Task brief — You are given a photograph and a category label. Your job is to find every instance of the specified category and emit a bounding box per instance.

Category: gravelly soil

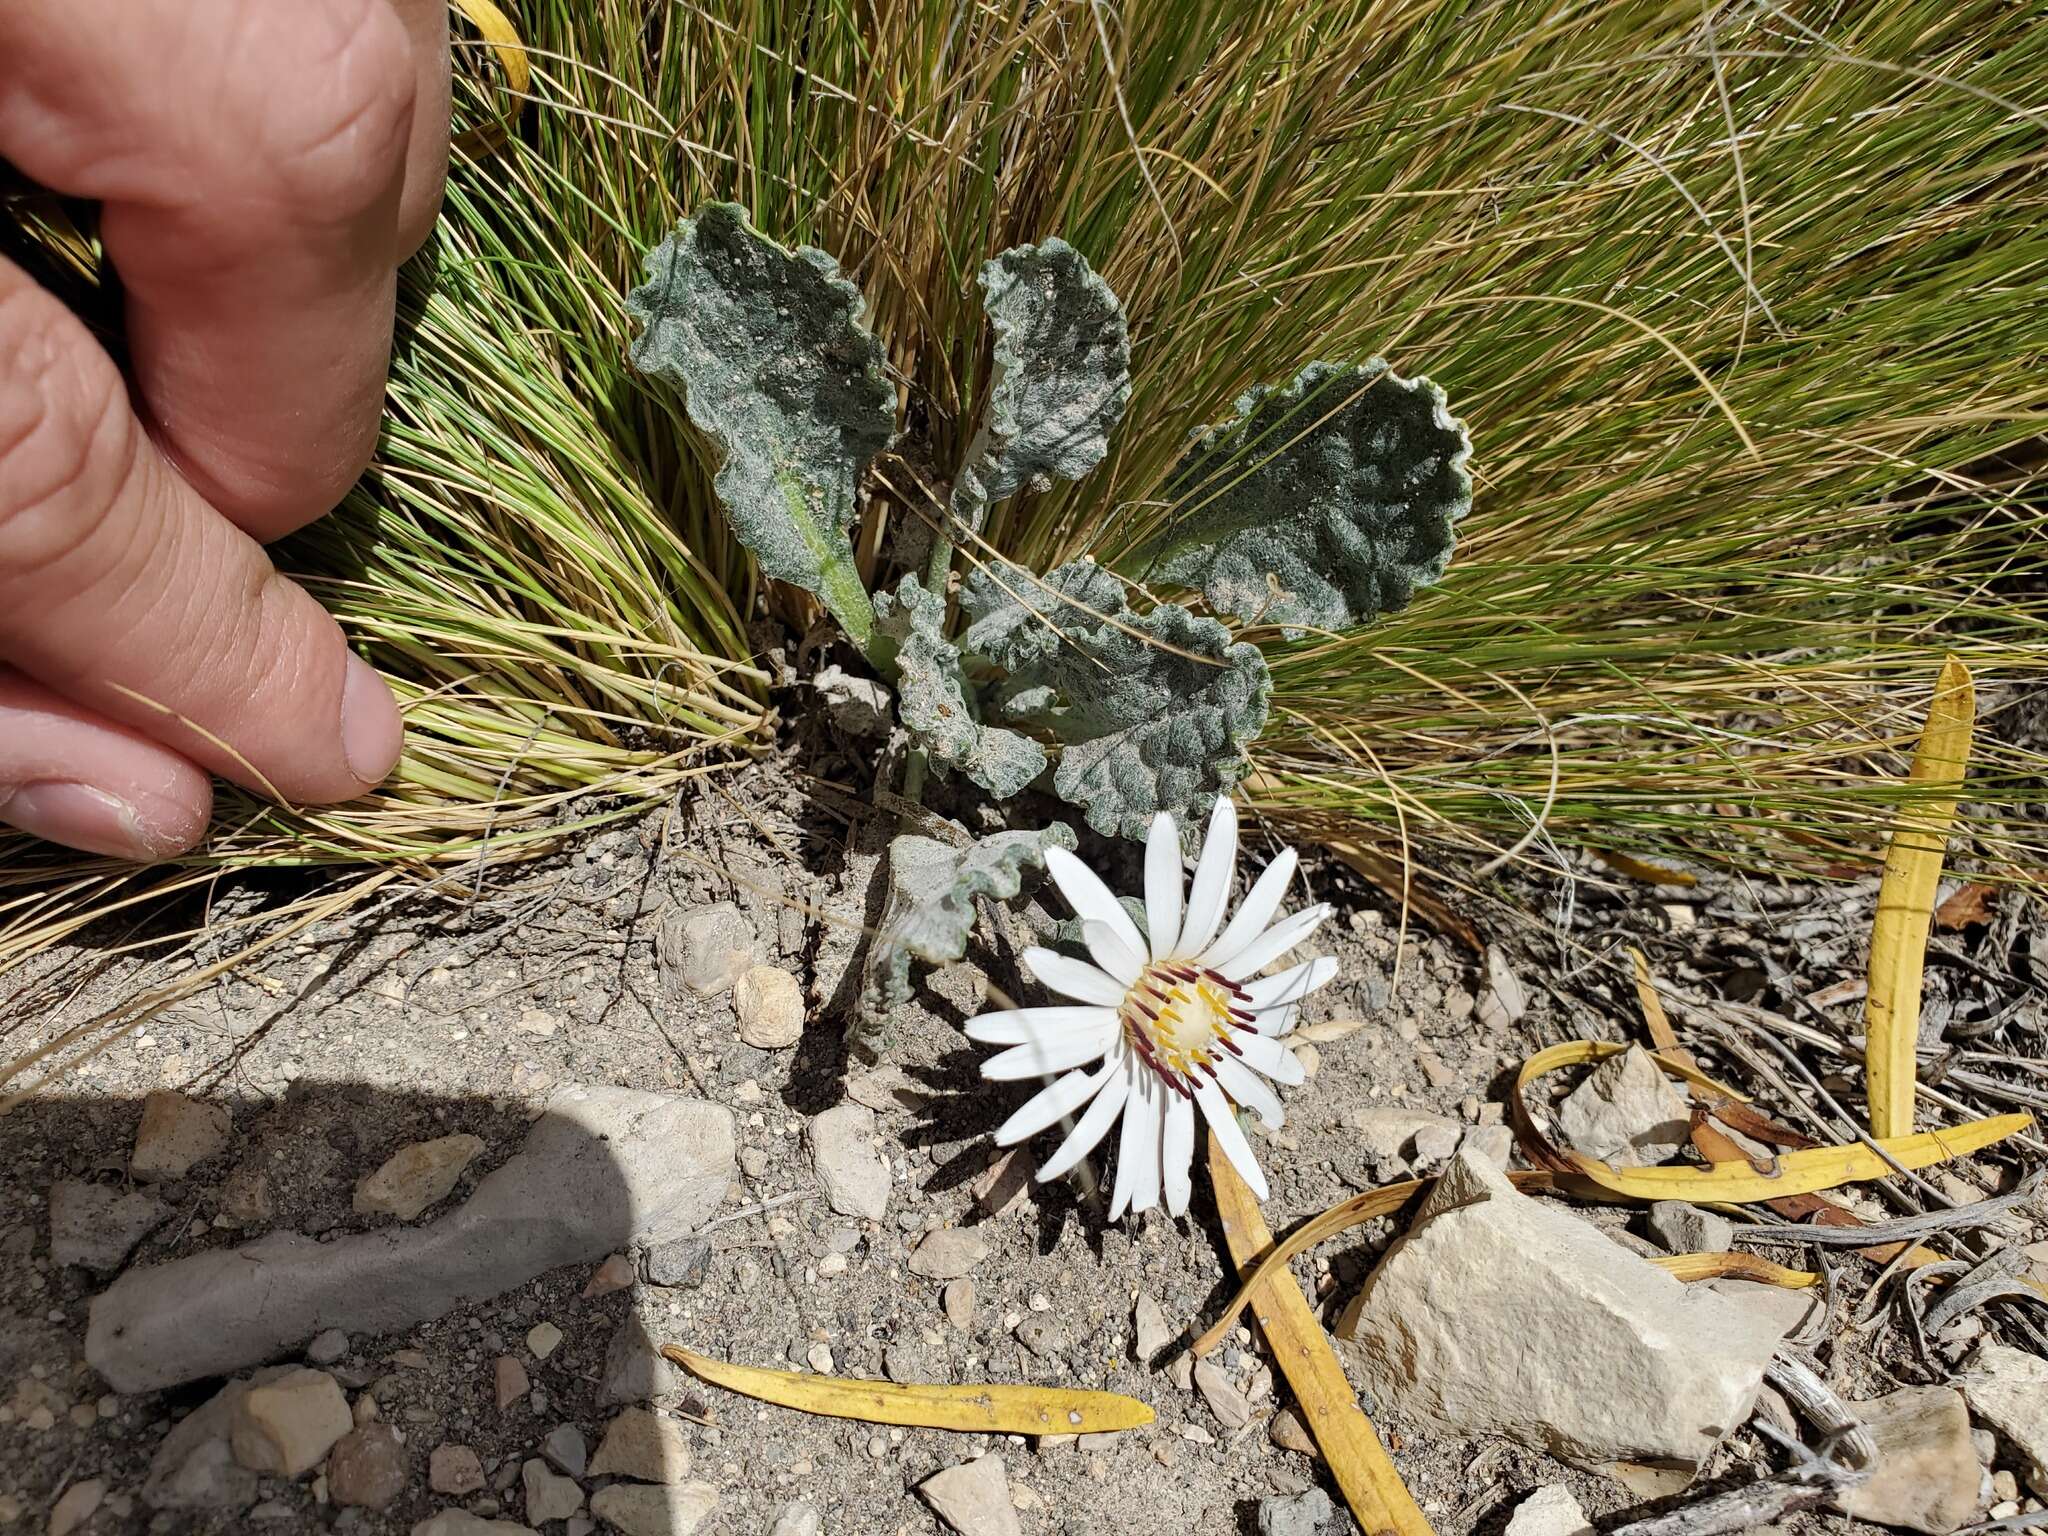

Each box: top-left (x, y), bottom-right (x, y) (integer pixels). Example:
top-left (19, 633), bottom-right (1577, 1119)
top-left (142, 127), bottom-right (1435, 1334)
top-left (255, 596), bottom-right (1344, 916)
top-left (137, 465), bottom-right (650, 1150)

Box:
top-left (1, 753), bottom-right (2040, 1536)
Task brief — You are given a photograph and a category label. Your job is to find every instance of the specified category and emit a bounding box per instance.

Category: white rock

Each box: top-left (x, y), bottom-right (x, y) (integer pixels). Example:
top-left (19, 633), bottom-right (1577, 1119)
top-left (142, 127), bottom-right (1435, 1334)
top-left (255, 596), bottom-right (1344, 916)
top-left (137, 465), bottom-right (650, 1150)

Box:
top-left (1193, 1359), bottom-right (1251, 1430)
top-left (88, 1086), bottom-right (733, 1393)
top-left (943, 1279), bottom-right (976, 1330)
top-left (1344, 1108), bottom-right (1459, 1170)
top-left (1556, 1046), bottom-right (1690, 1167)
top-left (735, 965), bottom-right (806, 1048)
top-left (601, 1311), bottom-right (680, 1405)
top-left (48, 1479), bottom-right (105, 1536)
top-left (908, 1227), bottom-right (990, 1280)
top-left (588, 1481), bottom-right (719, 1535)
top-left (1133, 1293), bottom-right (1172, 1361)
top-left (1961, 1343), bottom-right (2048, 1495)
top-left (354, 1134), bottom-right (485, 1220)
top-left (1477, 945), bottom-right (1527, 1030)
top-left (1503, 1485), bottom-right (1590, 1536)
top-left (412, 1514), bottom-right (539, 1536)
top-left (131, 1091), bottom-right (231, 1182)
top-left (1646, 1201), bottom-right (1733, 1254)
top-left (770, 1502), bottom-right (822, 1536)
top-left (1836, 1386), bottom-right (1982, 1535)
top-left (1706, 1278), bottom-right (1823, 1341)
top-left (589, 1408), bottom-right (691, 1483)
top-left (521, 1459), bottom-right (582, 1524)
top-left (808, 1104), bottom-right (891, 1221)
top-left (918, 1454), bottom-right (1022, 1536)
top-left (48, 1180), bottom-right (168, 1271)
top-left (662, 903), bottom-right (758, 996)
top-left (228, 1368), bottom-right (352, 1479)
top-left (814, 664), bottom-right (892, 737)
top-left (1337, 1147), bottom-right (1779, 1466)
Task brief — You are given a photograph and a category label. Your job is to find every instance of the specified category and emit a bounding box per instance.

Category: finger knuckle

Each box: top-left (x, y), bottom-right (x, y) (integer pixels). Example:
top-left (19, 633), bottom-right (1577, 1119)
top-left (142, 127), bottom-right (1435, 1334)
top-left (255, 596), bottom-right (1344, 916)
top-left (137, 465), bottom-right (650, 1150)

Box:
top-left (239, 0), bottom-right (419, 219)
top-left (0, 287), bottom-right (138, 589)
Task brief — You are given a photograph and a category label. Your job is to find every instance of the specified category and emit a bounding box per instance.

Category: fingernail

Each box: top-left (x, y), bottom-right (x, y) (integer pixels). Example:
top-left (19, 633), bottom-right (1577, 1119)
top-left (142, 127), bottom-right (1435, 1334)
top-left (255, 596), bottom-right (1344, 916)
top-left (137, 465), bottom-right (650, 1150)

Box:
top-left (339, 652), bottom-right (403, 788)
top-left (0, 781), bottom-right (164, 860)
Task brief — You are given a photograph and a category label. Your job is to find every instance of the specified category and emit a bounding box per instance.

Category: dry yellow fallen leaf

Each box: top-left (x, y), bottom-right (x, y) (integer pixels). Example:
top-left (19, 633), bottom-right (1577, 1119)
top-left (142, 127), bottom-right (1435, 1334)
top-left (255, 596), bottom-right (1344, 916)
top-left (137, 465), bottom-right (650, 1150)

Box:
top-left (1653, 1251), bottom-right (1817, 1287)
top-left (660, 1344), bottom-right (1155, 1435)
top-left (1866, 656), bottom-right (1975, 1139)
top-left (451, 0), bottom-right (531, 92)
top-left (1208, 1134), bottom-right (1435, 1536)
top-left (1514, 1039), bottom-right (2029, 1203)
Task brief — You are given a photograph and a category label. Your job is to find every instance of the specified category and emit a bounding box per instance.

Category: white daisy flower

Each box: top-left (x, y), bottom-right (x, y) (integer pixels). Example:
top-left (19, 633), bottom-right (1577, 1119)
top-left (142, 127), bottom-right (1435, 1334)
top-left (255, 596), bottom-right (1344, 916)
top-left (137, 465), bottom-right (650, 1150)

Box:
top-left (966, 798), bottom-right (1338, 1219)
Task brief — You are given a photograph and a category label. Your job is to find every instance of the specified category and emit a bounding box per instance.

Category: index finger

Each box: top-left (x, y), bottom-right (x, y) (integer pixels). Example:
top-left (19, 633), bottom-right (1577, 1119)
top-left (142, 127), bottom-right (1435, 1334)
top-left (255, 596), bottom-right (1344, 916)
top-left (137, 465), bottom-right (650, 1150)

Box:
top-left (0, 0), bottom-right (451, 543)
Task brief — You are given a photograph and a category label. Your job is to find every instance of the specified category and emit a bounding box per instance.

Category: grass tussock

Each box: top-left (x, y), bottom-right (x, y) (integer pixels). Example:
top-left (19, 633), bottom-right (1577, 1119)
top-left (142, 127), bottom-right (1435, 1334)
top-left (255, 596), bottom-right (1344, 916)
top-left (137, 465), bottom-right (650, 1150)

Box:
top-left (4, 0), bottom-right (2046, 977)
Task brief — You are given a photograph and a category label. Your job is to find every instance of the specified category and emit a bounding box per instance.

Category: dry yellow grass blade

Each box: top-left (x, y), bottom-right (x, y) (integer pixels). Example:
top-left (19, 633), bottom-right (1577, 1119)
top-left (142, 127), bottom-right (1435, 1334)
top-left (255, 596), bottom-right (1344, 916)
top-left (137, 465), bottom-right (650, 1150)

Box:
top-left (1653, 1252), bottom-right (1817, 1287)
top-left (1514, 1039), bottom-right (2029, 1202)
top-left (659, 1344), bottom-right (1154, 1435)
top-left (1597, 852), bottom-right (1699, 888)
top-left (1208, 1135), bottom-right (1434, 1536)
top-left (1627, 945), bottom-right (1690, 1066)
top-left (1866, 656), bottom-right (1976, 1139)
top-left (451, 0), bottom-right (530, 93)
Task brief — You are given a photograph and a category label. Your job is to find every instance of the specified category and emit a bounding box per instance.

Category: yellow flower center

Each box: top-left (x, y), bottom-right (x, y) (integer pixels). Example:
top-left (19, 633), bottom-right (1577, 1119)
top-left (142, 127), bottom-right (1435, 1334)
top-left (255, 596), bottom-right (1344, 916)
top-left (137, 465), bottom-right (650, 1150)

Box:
top-left (1120, 960), bottom-right (1255, 1095)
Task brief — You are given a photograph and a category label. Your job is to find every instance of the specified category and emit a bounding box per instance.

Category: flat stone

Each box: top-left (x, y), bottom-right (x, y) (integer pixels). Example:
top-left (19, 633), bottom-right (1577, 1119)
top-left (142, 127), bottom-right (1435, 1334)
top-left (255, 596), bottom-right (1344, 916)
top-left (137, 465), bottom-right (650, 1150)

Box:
top-left (495, 1355), bottom-right (531, 1409)
top-left (1133, 1293), bottom-right (1172, 1361)
top-left (583, 1254), bottom-right (636, 1298)
top-left (601, 1311), bottom-right (679, 1405)
top-left (917, 1455), bottom-right (1021, 1536)
top-left (808, 1104), bottom-right (891, 1221)
top-left (588, 1481), bottom-right (719, 1535)
top-left (329, 1423), bottom-right (408, 1511)
top-left (1556, 1046), bottom-right (1689, 1167)
top-left (88, 1086), bottom-right (734, 1393)
top-left (1838, 1387), bottom-right (1981, 1534)
top-left (541, 1422), bottom-right (588, 1477)
top-left (1337, 1147), bottom-right (1778, 1467)
top-left (411, 1515), bottom-right (539, 1536)
top-left (229, 1367), bottom-right (352, 1479)
top-left (1411, 1123), bottom-right (1461, 1171)
top-left (355, 1134), bottom-right (485, 1220)
top-left (1706, 1279), bottom-right (1825, 1341)
top-left (1193, 1359), bottom-right (1251, 1430)
top-left (1477, 945), bottom-right (1527, 1030)
top-left (1269, 1408), bottom-right (1317, 1457)
top-left (48, 1479), bottom-right (105, 1536)
top-left (1256, 1487), bottom-right (1334, 1536)
top-left (216, 1166), bottom-right (275, 1229)
top-left (1647, 1202), bottom-right (1734, 1254)
top-left (528, 1322), bottom-right (564, 1360)
top-left (589, 1408), bottom-right (690, 1483)
top-left (1961, 1343), bottom-right (2048, 1495)
top-left (769, 1502), bottom-right (822, 1536)
top-left (970, 1147), bottom-right (1032, 1219)
top-left (844, 1066), bottom-right (929, 1114)
top-left (735, 965), bottom-right (805, 1048)
top-left (430, 1444), bottom-right (486, 1495)
top-left (814, 664), bottom-right (892, 737)
top-left (1343, 1108), bottom-right (1461, 1173)
top-left (522, 1458), bottom-right (583, 1523)
top-left (48, 1180), bottom-right (169, 1272)
top-left (1504, 1485), bottom-right (1592, 1536)
top-left (909, 1227), bottom-right (989, 1281)
top-left (644, 1235), bottom-right (710, 1289)
top-left (662, 903), bottom-right (758, 996)
top-left (943, 1279), bottom-right (976, 1330)
top-left (131, 1091), bottom-right (231, 1182)
top-left (306, 1328), bottom-right (349, 1365)
top-left (143, 1378), bottom-right (270, 1510)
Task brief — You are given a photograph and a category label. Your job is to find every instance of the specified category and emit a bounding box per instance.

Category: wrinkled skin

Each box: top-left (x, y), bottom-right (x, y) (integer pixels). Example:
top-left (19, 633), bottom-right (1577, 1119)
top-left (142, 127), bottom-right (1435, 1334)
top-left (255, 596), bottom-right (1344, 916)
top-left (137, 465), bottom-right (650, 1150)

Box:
top-left (0, 0), bottom-right (450, 857)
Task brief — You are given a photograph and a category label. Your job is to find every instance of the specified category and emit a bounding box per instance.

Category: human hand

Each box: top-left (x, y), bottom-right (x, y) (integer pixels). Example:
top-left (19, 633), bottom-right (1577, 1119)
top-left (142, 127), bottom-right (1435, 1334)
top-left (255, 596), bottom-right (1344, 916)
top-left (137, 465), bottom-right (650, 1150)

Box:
top-left (0, 0), bottom-right (451, 859)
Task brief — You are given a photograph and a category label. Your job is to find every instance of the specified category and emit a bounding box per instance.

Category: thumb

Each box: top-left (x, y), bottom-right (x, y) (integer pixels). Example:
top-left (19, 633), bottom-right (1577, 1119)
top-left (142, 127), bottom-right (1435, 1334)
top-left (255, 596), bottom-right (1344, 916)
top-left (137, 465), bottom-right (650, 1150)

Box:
top-left (0, 261), bottom-right (403, 805)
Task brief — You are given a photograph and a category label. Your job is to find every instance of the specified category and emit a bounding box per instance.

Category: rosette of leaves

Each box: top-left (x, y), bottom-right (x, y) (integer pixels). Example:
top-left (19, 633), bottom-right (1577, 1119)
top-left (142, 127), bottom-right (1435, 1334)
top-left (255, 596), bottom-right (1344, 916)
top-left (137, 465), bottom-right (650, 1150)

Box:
top-left (861, 824), bottom-right (1077, 1029)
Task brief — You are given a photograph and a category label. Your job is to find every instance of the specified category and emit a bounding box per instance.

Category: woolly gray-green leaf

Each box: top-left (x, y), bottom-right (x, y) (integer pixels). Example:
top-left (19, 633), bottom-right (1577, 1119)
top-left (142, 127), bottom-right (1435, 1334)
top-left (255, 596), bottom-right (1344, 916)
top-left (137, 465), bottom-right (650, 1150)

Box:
top-left (1128, 360), bottom-right (1471, 635)
top-left (874, 574), bottom-right (1047, 798)
top-left (626, 203), bottom-right (894, 645)
top-left (961, 239), bottom-right (1131, 509)
top-left (963, 560), bottom-right (1272, 841)
top-left (860, 824), bottom-right (1078, 1029)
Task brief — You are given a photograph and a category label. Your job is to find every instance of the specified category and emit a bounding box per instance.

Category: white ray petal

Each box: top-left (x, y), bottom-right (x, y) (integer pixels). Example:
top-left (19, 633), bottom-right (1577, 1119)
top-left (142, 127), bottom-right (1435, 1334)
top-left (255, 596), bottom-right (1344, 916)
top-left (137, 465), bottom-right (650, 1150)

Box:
top-left (1226, 1028), bottom-right (1307, 1086)
top-left (982, 1023), bottom-right (1118, 1080)
top-left (1109, 1069), bottom-right (1162, 1220)
top-left (1212, 1054), bottom-right (1285, 1127)
top-left (1177, 797), bottom-right (1238, 959)
top-left (1250, 1001), bottom-right (1307, 1037)
top-left (993, 1059), bottom-right (1116, 1145)
top-left (1161, 1087), bottom-right (1195, 1216)
top-left (1044, 846), bottom-right (1146, 960)
top-left (1037, 1053), bottom-right (1135, 1182)
top-left (1020, 947), bottom-right (1127, 1007)
top-left (1199, 847), bottom-right (1298, 970)
top-left (1216, 903), bottom-right (1332, 982)
top-left (1143, 811), bottom-right (1185, 961)
top-left (1081, 919), bottom-right (1144, 988)
top-left (1194, 1076), bottom-right (1270, 1201)
top-left (1129, 1073), bottom-right (1165, 1216)
top-left (1240, 955), bottom-right (1338, 1011)
top-left (965, 1006), bottom-right (1117, 1046)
